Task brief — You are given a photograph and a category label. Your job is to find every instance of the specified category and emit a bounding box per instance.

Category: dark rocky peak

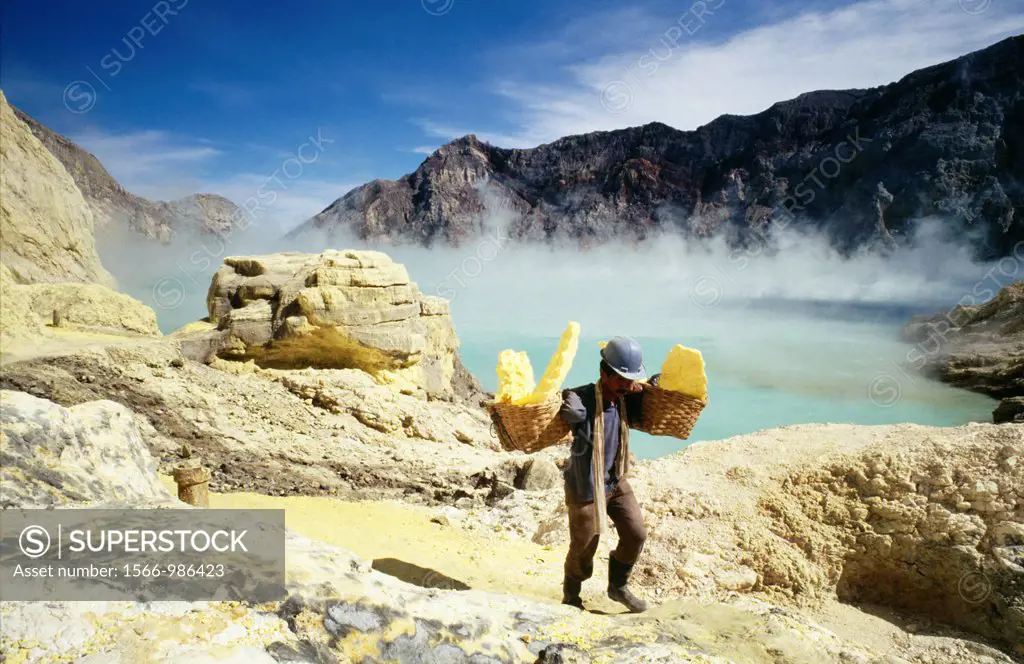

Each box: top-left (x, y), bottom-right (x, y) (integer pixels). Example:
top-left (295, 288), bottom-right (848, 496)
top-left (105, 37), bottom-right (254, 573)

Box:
top-left (292, 36), bottom-right (1022, 259)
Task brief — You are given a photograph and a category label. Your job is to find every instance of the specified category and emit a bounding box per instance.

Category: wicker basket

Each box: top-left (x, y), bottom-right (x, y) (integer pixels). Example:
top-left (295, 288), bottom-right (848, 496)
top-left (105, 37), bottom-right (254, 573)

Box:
top-left (486, 396), bottom-right (572, 454)
top-left (638, 385), bottom-right (706, 439)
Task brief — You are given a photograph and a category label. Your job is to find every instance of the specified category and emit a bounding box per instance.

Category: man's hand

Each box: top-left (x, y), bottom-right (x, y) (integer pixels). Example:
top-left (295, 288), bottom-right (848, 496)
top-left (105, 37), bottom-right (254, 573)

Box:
top-left (628, 381), bottom-right (645, 393)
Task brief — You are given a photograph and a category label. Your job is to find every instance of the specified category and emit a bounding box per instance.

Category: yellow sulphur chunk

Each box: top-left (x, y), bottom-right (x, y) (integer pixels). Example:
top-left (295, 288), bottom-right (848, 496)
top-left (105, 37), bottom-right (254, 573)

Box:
top-left (659, 344), bottom-right (708, 400)
top-left (496, 350), bottom-right (535, 403)
top-left (516, 321), bottom-right (581, 405)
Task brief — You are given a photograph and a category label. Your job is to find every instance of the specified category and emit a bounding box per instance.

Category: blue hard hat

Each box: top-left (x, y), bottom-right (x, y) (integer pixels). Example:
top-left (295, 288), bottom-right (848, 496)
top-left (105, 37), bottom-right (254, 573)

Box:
top-left (600, 336), bottom-right (646, 380)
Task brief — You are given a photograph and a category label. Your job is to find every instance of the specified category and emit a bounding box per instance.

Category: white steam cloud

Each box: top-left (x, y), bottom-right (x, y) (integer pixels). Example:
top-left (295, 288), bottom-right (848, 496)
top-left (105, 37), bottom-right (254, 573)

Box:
top-left (94, 183), bottom-right (1014, 446)
top-left (95, 182), bottom-right (1020, 341)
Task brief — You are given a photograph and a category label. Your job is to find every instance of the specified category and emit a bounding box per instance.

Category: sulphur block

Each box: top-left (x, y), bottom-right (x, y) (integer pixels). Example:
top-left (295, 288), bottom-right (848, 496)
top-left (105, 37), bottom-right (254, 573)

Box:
top-left (496, 350), bottom-right (535, 403)
top-left (517, 321), bottom-right (581, 405)
top-left (659, 344), bottom-right (708, 400)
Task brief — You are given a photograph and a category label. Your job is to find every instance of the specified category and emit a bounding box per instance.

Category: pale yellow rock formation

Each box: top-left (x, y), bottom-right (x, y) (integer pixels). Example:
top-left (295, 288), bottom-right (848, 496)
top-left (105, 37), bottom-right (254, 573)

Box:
top-left (0, 264), bottom-right (159, 357)
top-left (0, 264), bottom-right (44, 352)
top-left (199, 250), bottom-right (460, 399)
top-left (0, 390), bottom-right (175, 507)
top-left (0, 90), bottom-right (113, 287)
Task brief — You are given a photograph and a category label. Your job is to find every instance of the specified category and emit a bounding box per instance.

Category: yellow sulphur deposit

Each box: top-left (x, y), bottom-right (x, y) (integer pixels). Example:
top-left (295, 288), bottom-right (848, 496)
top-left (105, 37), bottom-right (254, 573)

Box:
top-left (521, 321), bottom-right (581, 404)
top-left (659, 344), bottom-right (708, 400)
top-left (496, 350), bottom-right (535, 403)
top-left (495, 321), bottom-right (581, 405)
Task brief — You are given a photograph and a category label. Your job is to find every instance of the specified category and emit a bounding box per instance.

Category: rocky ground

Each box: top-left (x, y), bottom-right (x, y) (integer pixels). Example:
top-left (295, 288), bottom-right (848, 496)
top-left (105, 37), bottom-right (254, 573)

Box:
top-left (473, 421), bottom-right (1024, 657)
top-left (3, 387), bottom-right (1021, 664)
top-left (1, 325), bottom-right (1021, 662)
top-left (0, 342), bottom-right (522, 505)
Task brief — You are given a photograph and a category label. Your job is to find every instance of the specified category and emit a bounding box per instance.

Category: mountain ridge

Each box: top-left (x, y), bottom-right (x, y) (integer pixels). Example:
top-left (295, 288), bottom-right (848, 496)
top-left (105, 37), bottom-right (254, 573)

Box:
top-left (10, 101), bottom-right (241, 242)
top-left (293, 35), bottom-right (1023, 260)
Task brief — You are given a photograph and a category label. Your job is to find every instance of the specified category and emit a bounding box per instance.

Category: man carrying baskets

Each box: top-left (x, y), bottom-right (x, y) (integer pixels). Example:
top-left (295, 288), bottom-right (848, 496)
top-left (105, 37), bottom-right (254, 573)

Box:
top-left (558, 336), bottom-right (654, 613)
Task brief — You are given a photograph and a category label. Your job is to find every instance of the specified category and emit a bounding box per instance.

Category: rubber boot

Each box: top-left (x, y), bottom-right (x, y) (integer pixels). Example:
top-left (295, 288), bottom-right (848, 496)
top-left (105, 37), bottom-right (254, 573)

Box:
top-left (607, 556), bottom-right (649, 613)
top-left (562, 577), bottom-right (584, 609)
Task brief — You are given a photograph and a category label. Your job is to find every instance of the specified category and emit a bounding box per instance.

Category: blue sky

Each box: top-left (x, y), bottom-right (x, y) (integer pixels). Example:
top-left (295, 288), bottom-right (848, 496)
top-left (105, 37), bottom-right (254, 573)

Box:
top-left (2, 0), bottom-right (1022, 232)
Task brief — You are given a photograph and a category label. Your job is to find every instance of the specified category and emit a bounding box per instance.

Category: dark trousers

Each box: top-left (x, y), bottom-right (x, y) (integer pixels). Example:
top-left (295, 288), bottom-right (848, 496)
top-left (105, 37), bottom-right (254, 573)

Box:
top-left (563, 477), bottom-right (648, 583)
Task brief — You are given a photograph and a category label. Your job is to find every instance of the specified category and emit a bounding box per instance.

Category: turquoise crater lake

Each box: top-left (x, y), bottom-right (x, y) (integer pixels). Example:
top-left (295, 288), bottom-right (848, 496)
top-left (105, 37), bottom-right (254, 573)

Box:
top-left (131, 242), bottom-right (1001, 462)
top-left (453, 302), bottom-right (997, 460)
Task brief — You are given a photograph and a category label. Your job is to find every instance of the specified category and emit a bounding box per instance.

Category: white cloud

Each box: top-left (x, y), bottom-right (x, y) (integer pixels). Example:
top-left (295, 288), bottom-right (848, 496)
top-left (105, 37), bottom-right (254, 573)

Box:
top-left (72, 128), bottom-right (221, 184)
top-left (440, 0), bottom-right (1024, 148)
top-left (411, 146), bottom-right (438, 155)
top-left (205, 174), bottom-right (359, 234)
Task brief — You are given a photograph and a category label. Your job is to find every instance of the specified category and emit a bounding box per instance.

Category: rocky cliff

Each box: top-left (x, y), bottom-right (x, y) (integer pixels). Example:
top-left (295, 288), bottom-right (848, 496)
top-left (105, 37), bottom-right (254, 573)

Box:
top-left (295, 35), bottom-right (1024, 261)
top-left (10, 98), bottom-right (241, 242)
top-left (0, 91), bottom-right (114, 286)
top-left (903, 280), bottom-right (1024, 421)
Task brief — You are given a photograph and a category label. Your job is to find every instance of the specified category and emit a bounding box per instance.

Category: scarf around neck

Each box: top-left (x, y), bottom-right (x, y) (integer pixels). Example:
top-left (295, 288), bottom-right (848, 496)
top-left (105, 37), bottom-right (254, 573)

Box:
top-left (591, 377), bottom-right (630, 539)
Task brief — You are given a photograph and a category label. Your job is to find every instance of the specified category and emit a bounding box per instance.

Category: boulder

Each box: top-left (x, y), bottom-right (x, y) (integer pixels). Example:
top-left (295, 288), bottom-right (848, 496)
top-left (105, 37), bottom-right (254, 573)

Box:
top-left (902, 281), bottom-right (1024, 399)
top-left (534, 644), bottom-right (592, 663)
top-left (0, 390), bottom-right (176, 507)
top-left (169, 319), bottom-right (227, 364)
top-left (0, 90), bottom-right (114, 287)
top-left (201, 250), bottom-right (461, 399)
top-left (993, 397), bottom-right (1024, 424)
top-left (517, 457), bottom-right (562, 492)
